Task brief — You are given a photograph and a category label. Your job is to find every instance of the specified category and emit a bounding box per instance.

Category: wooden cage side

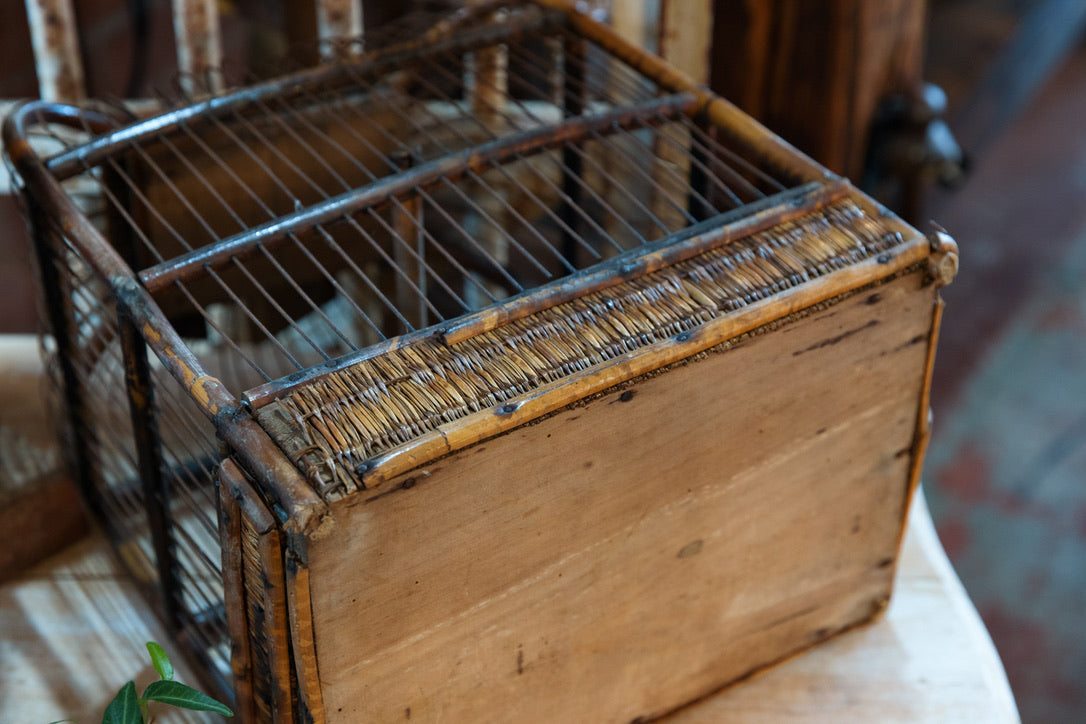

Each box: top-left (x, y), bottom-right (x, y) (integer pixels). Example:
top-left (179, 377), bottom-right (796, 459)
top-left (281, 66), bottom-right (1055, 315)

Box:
top-left (219, 458), bottom-right (296, 723)
top-left (306, 268), bottom-right (940, 722)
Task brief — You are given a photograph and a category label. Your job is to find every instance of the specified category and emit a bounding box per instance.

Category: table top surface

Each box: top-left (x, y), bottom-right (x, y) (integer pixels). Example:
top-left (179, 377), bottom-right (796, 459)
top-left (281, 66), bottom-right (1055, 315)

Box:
top-left (0, 488), bottom-right (1018, 724)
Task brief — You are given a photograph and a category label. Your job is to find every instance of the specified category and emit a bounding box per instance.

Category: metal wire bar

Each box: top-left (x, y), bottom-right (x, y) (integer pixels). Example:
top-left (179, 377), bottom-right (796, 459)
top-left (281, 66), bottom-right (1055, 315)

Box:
top-left (411, 53), bottom-right (660, 249)
top-left (504, 40), bottom-right (733, 218)
top-left (404, 58), bottom-right (616, 261)
top-left (218, 258), bottom-right (329, 361)
top-left (168, 278), bottom-right (279, 381)
top-left (323, 65), bottom-right (588, 274)
top-left (254, 244), bottom-right (356, 352)
top-left (441, 179), bottom-right (847, 344)
top-left (165, 90), bottom-right (497, 317)
top-left (44, 10), bottom-right (558, 179)
top-left (120, 314), bottom-right (182, 634)
top-left (249, 90), bottom-right (530, 313)
top-left (277, 82), bottom-right (512, 304)
top-left (509, 33), bottom-right (788, 202)
top-left (296, 86), bottom-right (563, 283)
top-left (138, 92), bottom-right (696, 291)
top-left (168, 118), bottom-right (396, 340)
top-left (444, 45), bottom-right (682, 239)
top-left (362, 204), bottom-right (502, 309)
top-left (153, 131), bottom-right (253, 233)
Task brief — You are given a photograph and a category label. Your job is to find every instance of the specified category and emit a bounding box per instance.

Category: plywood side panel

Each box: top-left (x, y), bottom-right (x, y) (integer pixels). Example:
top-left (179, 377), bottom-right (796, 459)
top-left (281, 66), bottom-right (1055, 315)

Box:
top-left (309, 271), bottom-right (936, 722)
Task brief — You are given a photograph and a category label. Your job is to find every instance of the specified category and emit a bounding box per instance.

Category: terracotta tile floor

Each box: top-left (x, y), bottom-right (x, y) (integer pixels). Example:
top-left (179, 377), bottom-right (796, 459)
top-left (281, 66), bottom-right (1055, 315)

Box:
top-left (922, 41), bottom-right (1086, 724)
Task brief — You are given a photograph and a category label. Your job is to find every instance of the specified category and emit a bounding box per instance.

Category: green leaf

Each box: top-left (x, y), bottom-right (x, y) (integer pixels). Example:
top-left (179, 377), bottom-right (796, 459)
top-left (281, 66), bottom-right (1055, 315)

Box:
top-left (102, 681), bottom-right (143, 724)
top-left (142, 680), bottom-right (233, 716)
top-left (145, 641), bottom-right (174, 681)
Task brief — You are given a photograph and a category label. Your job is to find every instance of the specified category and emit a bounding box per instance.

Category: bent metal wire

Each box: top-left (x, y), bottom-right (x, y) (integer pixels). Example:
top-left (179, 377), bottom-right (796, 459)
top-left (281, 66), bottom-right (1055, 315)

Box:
top-left (2, 0), bottom-right (908, 707)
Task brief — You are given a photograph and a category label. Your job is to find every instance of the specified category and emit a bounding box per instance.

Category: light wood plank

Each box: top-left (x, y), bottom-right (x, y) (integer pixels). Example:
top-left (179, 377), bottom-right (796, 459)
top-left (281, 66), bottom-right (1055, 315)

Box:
top-left (308, 271), bottom-right (937, 722)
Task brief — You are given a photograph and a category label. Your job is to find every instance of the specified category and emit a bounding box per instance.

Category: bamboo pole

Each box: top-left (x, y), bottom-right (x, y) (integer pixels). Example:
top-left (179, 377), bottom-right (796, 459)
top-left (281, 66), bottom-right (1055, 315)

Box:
top-left (317, 0), bottom-right (363, 61)
top-left (24, 0), bottom-right (85, 102)
top-left (172, 0), bottom-right (223, 96)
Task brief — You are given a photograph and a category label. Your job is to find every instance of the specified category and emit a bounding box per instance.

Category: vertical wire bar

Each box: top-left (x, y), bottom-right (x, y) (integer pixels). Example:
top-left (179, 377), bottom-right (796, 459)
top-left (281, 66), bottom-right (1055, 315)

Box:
top-left (317, 0), bottom-right (364, 61)
top-left (119, 316), bottom-right (182, 634)
top-left (687, 114), bottom-right (714, 220)
top-left (560, 34), bottom-right (586, 264)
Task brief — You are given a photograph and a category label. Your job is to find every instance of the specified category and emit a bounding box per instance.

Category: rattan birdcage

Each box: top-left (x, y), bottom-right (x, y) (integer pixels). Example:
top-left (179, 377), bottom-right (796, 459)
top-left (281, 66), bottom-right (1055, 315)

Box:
top-left (4, 1), bottom-right (957, 721)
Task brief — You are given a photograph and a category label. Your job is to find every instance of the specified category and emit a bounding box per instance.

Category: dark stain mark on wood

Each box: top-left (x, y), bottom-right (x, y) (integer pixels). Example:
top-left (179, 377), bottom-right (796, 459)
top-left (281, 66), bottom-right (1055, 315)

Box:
top-left (865, 292), bottom-right (883, 305)
top-left (364, 476), bottom-right (420, 503)
top-left (793, 319), bottom-right (879, 357)
top-left (851, 516), bottom-right (862, 534)
top-left (816, 427), bottom-right (827, 435)
top-left (405, 706), bottom-right (411, 719)
top-left (765, 605), bottom-right (819, 630)
top-left (517, 644), bottom-right (524, 675)
top-left (677, 539), bottom-right (703, 559)
top-left (892, 333), bottom-right (928, 352)
top-left (877, 557), bottom-right (894, 569)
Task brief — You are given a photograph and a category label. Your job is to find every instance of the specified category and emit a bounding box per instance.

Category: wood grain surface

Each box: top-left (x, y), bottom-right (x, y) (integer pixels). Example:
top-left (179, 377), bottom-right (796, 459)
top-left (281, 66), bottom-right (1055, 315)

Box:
top-left (304, 271), bottom-right (938, 722)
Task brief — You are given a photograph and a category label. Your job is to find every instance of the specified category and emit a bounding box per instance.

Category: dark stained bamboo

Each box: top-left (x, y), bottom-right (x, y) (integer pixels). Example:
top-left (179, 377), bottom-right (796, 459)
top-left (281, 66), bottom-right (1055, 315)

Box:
top-left (257, 511), bottom-right (295, 723)
top-left (5, 100), bottom-right (330, 536)
top-left (284, 551), bottom-right (326, 723)
top-left (138, 92), bottom-right (699, 293)
top-left (218, 460), bottom-right (259, 724)
top-left (4, 102), bottom-right (237, 420)
top-left (119, 315), bottom-right (182, 634)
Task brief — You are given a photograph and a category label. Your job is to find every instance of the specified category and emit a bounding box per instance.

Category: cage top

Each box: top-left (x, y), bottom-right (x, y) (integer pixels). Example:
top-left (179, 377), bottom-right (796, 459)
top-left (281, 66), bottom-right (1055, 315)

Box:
top-left (3, 0), bottom-right (855, 426)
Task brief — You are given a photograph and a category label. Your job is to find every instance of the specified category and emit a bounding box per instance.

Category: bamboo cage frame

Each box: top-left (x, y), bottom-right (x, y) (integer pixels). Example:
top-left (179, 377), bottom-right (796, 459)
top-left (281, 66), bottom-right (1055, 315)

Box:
top-left (5, 1), bottom-right (957, 718)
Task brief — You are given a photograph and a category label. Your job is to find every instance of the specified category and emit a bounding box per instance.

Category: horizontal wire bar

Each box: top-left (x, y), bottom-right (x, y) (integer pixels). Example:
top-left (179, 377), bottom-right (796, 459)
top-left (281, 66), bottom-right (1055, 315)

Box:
top-left (43, 10), bottom-right (558, 179)
top-left (138, 92), bottom-right (698, 292)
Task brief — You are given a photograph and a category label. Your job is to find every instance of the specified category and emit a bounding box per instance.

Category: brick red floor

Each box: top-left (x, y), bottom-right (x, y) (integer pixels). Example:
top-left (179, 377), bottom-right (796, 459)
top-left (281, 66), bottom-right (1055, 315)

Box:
top-left (923, 40), bottom-right (1086, 724)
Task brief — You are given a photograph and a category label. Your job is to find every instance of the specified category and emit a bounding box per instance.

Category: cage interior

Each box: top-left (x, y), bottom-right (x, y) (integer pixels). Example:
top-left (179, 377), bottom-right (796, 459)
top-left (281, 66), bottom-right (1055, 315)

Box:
top-left (35, 4), bottom-right (801, 397)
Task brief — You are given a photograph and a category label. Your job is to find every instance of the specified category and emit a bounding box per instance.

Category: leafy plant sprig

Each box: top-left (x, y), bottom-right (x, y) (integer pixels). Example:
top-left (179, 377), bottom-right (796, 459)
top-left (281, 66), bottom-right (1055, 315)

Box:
top-left (97, 642), bottom-right (233, 723)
